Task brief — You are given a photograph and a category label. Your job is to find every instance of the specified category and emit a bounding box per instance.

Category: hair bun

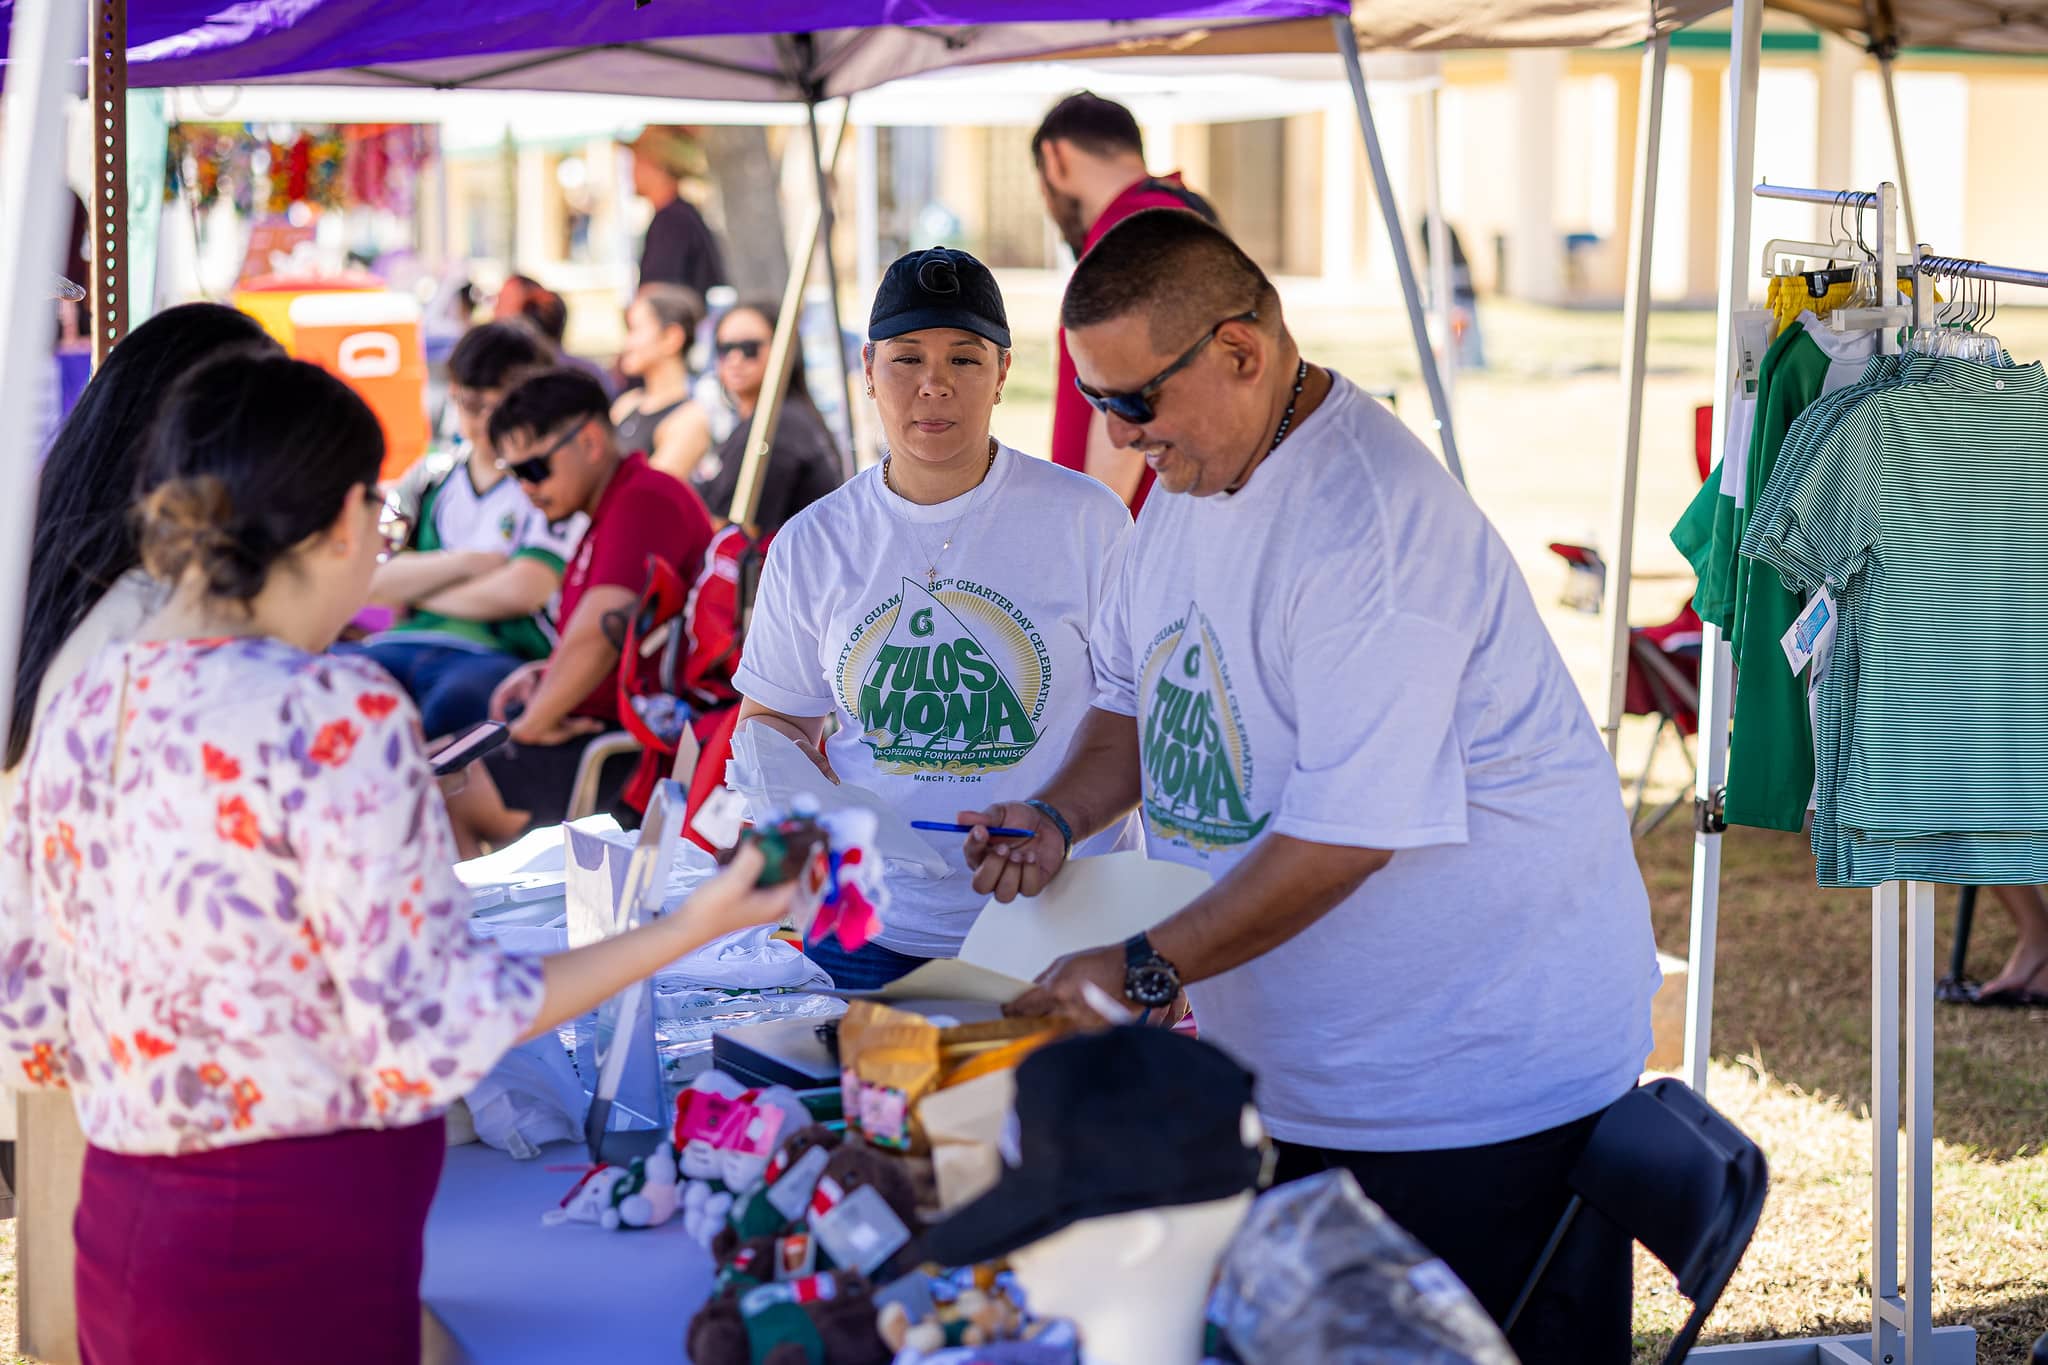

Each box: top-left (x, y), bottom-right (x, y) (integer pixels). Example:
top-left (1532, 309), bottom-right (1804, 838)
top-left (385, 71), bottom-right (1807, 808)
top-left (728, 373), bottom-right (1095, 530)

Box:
top-left (138, 476), bottom-right (270, 603)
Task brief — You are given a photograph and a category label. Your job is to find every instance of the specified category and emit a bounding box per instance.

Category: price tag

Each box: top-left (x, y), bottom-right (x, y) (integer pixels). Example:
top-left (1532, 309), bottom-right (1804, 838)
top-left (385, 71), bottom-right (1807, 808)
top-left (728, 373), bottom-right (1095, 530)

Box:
top-left (691, 785), bottom-right (748, 851)
top-left (812, 1183), bottom-right (912, 1276)
top-left (1780, 589), bottom-right (1837, 677)
top-left (766, 1143), bottom-right (833, 1223)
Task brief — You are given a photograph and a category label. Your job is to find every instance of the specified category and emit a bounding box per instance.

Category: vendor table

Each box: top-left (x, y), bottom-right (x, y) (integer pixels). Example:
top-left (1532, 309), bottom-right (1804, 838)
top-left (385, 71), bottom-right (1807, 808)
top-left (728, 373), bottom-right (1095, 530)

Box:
top-left (421, 1139), bottom-right (713, 1364)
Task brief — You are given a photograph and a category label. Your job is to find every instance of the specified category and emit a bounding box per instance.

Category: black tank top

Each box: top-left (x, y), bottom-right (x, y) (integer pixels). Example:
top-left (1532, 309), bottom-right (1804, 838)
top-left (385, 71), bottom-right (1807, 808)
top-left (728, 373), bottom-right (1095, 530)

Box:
top-left (615, 393), bottom-right (690, 459)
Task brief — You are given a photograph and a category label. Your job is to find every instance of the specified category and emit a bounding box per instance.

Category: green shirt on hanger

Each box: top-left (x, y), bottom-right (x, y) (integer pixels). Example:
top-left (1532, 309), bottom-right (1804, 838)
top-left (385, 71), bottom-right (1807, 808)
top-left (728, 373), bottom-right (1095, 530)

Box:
top-left (1748, 355), bottom-right (2048, 886)
top-left (1721, 315), bottom-right (1880, 831)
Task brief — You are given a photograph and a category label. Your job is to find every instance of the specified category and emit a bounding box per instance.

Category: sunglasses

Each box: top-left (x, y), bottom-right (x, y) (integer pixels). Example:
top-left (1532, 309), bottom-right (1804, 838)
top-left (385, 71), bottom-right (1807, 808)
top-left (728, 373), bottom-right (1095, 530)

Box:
top-left (717, 339), bottom-right (766, 361)
top-left (495, 416), bottom-right (592, 484)
top-left (367, 491), bottom-right (411, 561)
top-left (1073, 309), bottom-right (1258, 426)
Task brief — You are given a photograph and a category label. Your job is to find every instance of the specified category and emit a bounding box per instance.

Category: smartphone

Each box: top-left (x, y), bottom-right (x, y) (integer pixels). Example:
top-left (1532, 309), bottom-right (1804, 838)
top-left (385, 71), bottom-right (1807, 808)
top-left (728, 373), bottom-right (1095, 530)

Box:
top-left (428, 720), bottom-right (509, 777)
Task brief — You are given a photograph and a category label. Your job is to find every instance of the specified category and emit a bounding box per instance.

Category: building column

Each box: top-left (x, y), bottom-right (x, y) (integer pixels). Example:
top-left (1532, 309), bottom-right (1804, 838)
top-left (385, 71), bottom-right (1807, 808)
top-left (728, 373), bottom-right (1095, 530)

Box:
top-left (1815, 32), bottom-right (1860, 234)
top-left (1320, 88), bottom-right (1362, 290)
top-left (1686, 56), bottom-right (1723, 303)
top-left (1507, 50), bottom-right (1565, 303)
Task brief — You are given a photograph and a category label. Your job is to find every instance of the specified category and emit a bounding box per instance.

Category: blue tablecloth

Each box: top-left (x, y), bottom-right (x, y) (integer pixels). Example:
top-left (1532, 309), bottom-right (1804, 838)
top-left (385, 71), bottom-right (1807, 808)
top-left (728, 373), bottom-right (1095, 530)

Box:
top-left (422, 1140), bottom-right (714, 1364)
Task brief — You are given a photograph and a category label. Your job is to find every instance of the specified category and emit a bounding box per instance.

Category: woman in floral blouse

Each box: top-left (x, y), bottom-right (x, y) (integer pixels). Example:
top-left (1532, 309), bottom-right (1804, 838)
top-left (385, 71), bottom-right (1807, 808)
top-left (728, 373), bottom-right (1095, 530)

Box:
top-left (0, 351), bottom-right (795, 1365)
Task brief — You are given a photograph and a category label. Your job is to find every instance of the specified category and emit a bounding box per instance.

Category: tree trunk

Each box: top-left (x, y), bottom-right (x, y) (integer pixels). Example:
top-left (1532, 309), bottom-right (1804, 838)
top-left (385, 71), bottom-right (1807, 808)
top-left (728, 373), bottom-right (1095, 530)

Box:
top-left (701, 125), bottom-right (789, 301)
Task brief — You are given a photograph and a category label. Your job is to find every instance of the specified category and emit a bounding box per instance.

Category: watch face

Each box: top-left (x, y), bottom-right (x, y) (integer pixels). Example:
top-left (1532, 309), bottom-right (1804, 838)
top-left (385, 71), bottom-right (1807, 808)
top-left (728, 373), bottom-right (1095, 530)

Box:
top-left (1128, 966), bottom-right (1178, 1009)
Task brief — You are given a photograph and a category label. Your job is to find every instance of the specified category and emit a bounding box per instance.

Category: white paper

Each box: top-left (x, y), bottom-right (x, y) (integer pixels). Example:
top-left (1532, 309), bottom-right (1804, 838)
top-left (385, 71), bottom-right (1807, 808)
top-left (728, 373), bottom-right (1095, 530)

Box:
top-left (957, 850), bottom-right (1211, 984)
top-left (725, 724), bottom-right (950, 877)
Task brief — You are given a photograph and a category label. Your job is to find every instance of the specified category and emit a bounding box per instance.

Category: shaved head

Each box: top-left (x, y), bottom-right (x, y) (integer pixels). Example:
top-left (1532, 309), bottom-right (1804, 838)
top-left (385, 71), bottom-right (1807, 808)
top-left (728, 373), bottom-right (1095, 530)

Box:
top-left (1061, 209), bottom-right (1280, 353)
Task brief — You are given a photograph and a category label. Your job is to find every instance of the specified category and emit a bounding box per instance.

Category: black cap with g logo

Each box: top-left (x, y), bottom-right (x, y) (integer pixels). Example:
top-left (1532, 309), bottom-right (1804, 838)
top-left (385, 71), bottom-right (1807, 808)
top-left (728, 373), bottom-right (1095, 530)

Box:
top-left (868, 246), bottom-right (1011, 350)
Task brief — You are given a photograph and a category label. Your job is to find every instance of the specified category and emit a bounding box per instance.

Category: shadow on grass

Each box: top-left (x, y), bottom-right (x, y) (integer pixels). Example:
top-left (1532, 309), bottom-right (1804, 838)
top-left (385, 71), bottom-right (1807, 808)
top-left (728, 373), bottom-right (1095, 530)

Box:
top-left (1636, 1288), bottom-right (2048, 1364)
top-left (1636, 821), bottom-right (2048, 1163)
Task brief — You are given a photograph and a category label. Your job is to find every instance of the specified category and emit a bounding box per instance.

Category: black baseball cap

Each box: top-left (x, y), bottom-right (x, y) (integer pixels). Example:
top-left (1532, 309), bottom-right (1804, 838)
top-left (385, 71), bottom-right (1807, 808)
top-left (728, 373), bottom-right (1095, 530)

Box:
top-left (868, 246), bottom-right (1011, 350)
top-left (922, 1027), bottom-right (1264, 1268)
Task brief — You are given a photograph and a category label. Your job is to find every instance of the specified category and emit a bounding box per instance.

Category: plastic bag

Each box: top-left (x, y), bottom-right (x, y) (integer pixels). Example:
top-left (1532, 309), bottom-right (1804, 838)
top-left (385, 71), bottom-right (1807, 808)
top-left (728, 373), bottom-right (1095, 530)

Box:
top-left (466, 1035), bottom-right (591, 1160)
top-left (1209, 1170), bottom-right (1518, 1365)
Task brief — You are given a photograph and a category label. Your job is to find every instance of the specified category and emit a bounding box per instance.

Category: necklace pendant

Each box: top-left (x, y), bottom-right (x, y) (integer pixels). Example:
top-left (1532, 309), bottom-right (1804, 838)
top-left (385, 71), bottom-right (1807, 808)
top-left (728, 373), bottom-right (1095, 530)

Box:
top-left (927, 568), bottom-right (939, 590)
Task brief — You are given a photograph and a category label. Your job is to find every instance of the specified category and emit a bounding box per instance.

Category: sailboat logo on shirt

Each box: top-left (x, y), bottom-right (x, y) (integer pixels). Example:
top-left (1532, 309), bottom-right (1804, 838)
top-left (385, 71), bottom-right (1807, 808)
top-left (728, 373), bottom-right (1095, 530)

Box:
top-left (1139, 603), bottom-right (1269, 851)
top-left (838, 578), bottom-right (1048, 774)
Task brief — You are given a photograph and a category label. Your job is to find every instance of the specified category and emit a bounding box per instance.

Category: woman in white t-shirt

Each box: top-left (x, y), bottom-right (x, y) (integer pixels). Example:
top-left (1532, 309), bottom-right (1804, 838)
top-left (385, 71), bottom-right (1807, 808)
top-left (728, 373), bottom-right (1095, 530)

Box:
top-left (733, 247), bottom-right (1136, 988)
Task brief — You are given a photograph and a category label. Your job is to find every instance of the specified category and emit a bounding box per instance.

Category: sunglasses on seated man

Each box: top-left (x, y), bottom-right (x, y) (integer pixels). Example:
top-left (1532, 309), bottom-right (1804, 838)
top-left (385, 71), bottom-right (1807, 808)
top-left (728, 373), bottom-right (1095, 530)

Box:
top-left (1072, 309), bottom-right (1258, 426)
top-left (494, 416), bottom-right (593, 484)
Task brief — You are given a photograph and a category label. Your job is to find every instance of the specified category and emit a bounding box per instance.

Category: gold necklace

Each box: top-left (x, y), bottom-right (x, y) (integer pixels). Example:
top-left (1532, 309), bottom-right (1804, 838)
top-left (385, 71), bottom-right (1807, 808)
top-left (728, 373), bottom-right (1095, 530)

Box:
top-left (883, 437), bottom-right (998, 590)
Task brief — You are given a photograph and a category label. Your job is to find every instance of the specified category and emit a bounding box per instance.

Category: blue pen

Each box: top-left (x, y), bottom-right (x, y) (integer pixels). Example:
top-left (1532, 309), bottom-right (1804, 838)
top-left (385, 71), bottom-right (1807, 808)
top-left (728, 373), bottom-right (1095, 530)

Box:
top-left (911, 820), bottom-right (1037, 839)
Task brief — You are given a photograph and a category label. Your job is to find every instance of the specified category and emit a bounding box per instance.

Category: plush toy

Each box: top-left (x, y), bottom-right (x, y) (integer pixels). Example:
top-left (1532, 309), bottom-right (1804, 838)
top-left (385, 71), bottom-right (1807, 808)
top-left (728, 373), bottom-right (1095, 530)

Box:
top-left (604, 1140), bottom-right (682, 1231)
top-left (714, 1124), bottom-right (846, 1259)
top-left (811, 1140), bottom-right (923, 1273)
top-left (718, 805), bottom-right (831, 886)
top-left (542, 1163), bottom-right (632, 1227)
top-left (678, 1072), bottom-right (807, 1244)
top-left (876, 1273), bottom-right (1028, 1355)
top-left (686, 1270), bottom-right (893, 1365)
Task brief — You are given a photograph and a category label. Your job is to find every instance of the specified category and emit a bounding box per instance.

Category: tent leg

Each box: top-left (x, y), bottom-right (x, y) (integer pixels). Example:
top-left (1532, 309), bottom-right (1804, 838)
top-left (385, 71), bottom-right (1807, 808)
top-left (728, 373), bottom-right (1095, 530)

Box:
top-left (1683, 0), bottom-right (1763, 1097)
top-left (805, 93), bottom-right (857, 480)
top-left (729, 111), bottom-right (850, 532)
top-left (90, 0), bottom-right (131, 365)
top-left (1420, 78), bottom-right (1455, 413)
top-left (1332, 16), bottom-right (1464, 486)
top-left (1597, 36), bottom-right (1669, 759)
top-left (1876, 52), bottom-right (1918, 253)
top-left (0, 0), bottom-right (89, 751)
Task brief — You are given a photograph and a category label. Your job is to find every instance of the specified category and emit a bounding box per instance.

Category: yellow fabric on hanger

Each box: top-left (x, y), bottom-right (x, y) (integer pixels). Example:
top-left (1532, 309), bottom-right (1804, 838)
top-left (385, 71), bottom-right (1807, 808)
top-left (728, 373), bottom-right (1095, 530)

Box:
top-left (1768, 275), bottom-right (1928, 339)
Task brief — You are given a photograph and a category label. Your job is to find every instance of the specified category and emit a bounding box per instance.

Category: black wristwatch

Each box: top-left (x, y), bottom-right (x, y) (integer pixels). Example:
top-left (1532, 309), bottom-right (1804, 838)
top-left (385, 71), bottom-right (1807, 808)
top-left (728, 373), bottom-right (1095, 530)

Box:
top-left (1123, 933), bottom-right (1182, 1010)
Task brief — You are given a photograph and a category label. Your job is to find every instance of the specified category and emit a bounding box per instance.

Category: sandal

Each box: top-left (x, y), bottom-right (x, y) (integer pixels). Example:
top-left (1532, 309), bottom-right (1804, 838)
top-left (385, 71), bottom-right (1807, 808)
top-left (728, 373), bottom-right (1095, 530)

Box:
top-left (1939, 977), bottom-right (2048, 1009)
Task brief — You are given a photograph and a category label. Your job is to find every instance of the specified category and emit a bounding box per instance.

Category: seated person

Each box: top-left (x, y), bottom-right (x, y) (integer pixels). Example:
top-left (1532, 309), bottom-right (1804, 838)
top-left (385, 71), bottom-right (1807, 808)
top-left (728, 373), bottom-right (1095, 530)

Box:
top-left (687, 300), bottom-right (844, 531)
top-left (612, 283), bottom-right (714, 483)
top-left (496, 272), bottom-right (615, 396)
top-left (444, 369), bottom-right (716, 856)
top-left (357, 322), bottom-right (580, 737)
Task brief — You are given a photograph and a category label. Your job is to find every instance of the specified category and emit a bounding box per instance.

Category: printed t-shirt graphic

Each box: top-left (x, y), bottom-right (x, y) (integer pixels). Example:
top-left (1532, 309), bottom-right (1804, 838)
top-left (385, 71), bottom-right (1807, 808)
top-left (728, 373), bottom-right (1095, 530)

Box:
top-left (1138, 603), bottom-right (1270, 849)
top-left (731, 447), bottom-right (1141, 956)
top-left (837, 578), bottom-right (1046, 774)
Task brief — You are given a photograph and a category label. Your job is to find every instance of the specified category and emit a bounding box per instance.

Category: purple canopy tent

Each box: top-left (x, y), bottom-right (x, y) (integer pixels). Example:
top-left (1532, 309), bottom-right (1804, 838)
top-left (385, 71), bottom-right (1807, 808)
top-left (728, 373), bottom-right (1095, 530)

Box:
top-left (4, 1), bottom-right (2032, 1361)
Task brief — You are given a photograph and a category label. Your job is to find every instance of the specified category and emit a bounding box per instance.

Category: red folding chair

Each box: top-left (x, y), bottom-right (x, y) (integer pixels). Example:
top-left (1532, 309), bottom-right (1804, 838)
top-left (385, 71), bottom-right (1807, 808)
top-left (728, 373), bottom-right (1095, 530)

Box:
top-left (1623, 602), bottom-right (1702, 836)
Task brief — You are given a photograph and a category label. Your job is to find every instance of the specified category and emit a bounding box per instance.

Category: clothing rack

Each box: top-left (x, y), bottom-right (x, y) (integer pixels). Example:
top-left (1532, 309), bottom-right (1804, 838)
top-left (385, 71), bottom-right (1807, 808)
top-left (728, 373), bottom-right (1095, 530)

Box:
top-left (1684, 181), bottom-right (1975, 1365)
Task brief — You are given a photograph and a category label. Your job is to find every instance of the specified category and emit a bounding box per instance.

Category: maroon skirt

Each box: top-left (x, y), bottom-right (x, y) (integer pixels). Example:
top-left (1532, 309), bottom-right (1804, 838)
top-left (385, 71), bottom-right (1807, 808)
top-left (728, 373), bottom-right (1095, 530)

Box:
top-left (76, 1118), bottom-right (446, 1365)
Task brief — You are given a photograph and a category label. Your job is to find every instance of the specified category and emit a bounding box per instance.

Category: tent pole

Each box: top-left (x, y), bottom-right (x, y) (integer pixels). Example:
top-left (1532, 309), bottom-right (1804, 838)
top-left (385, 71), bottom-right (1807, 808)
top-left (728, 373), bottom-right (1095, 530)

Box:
top-left (0, 0), bottom-right (90, 754)
top-left (729, 110), bottom-right (849, 533)
top-left (1420, 79), bottom-right (1454, 414)
top-left (1597, 35), bottom-right (1669, 760)
top-left (1683, 0), bottom-right (1763, 1098)
top-left (1876, 53), bottom-right (1918, 254)
top-left (90, 0), bottom-right (131, 365)
top-left (1332, 16), bottom-right (1465, 487)
top-left (804, 91), bottom-right (857, 479)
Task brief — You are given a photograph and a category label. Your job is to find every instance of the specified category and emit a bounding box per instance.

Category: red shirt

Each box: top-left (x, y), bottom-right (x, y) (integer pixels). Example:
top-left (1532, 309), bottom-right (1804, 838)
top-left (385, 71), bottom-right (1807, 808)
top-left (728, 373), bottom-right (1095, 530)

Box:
top-left (1052, 172), bottom-right (1206, 516)
top-left (559, 453), bottom-right (715, 721)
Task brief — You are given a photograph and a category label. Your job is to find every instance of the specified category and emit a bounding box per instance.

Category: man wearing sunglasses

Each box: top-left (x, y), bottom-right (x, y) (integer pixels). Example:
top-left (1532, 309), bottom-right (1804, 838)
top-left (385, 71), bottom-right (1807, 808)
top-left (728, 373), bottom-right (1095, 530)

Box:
top-left (441, 369), bottom-right (716, 855)
top-left (962, 211), bottom-right (1658, 1365)
top-left (357, 322), bottom-right (582, 740)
